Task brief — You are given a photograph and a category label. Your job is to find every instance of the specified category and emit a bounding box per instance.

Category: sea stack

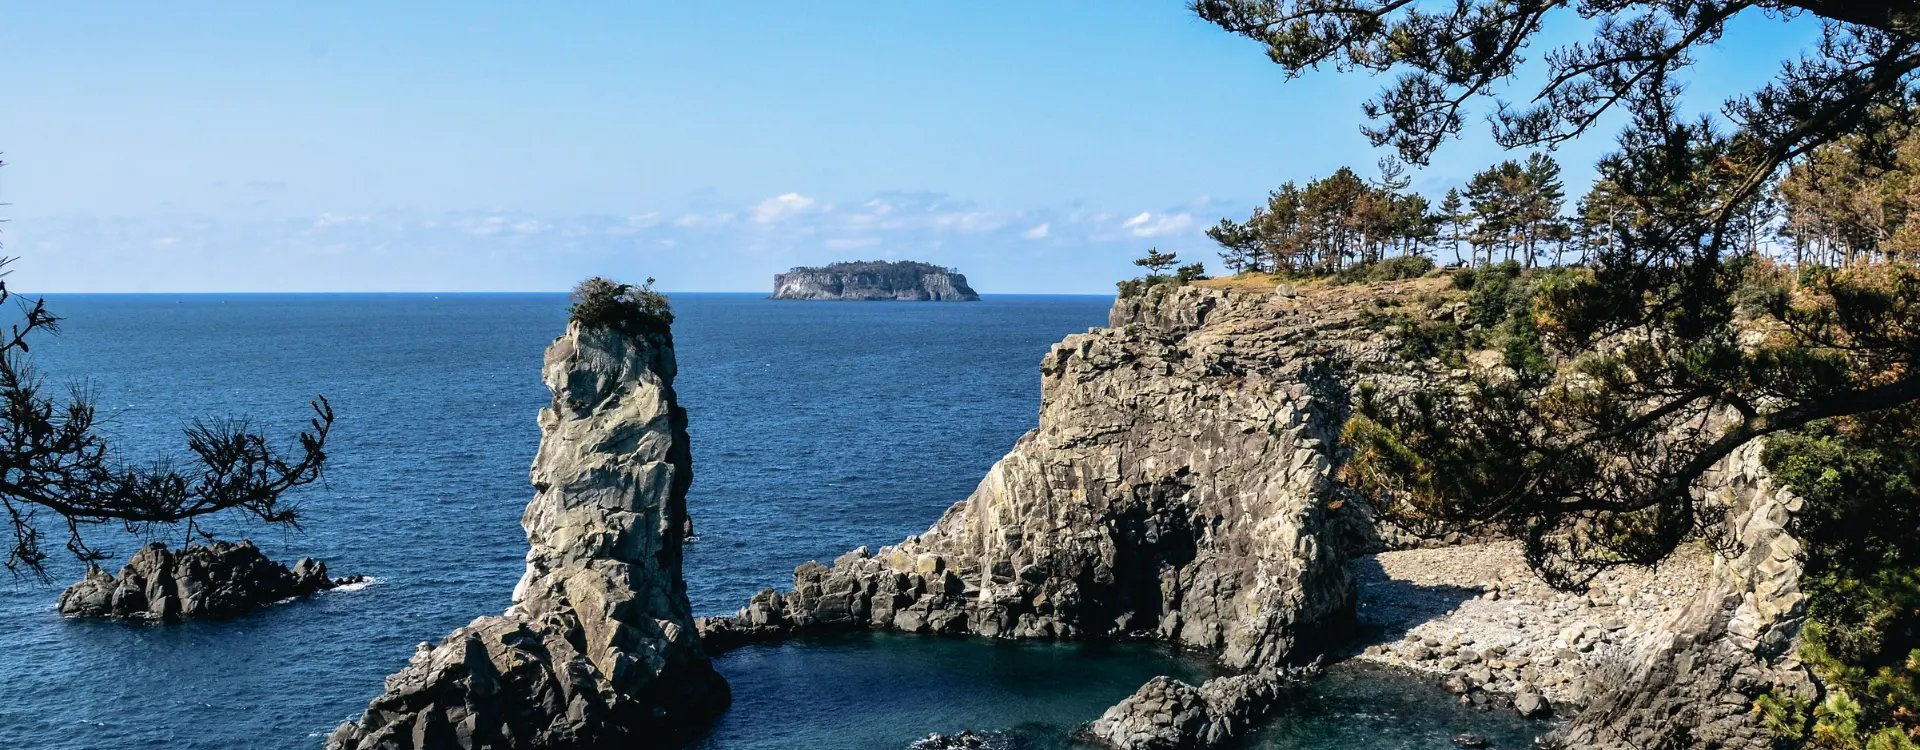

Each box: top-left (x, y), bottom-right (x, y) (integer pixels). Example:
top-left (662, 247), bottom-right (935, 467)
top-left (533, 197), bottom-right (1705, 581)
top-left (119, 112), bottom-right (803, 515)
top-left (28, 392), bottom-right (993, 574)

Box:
top-left (772, 260), bottom-right (981, 301)
top-left (326, 304), bottom-right (727, 749)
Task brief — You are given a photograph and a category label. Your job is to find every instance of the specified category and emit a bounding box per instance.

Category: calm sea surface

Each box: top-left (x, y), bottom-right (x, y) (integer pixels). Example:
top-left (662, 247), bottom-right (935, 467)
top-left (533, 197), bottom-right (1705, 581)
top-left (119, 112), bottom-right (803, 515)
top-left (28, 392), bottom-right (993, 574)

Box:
top-left (0, 293), bottom-right (1544, 749)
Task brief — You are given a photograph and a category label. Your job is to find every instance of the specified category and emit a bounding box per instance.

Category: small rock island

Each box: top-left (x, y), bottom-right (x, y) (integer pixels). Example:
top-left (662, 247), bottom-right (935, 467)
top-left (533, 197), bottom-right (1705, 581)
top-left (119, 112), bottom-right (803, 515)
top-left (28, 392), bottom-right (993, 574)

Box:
top-left (773, 260), bottom-right (980, 301)
top-left (58, 541), bottom-right (363, 620)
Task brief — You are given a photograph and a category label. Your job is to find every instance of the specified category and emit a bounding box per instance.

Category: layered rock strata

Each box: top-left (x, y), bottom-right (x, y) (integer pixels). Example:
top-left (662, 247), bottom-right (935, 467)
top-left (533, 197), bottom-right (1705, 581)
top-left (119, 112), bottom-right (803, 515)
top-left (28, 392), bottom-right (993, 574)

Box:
top-left (772, 260), bottom-right (980, 301)
top-left (326, 319), bottom-right (728, 750)
top-left (701, 284), bottom-right (1363, 670)
top-left (57, 540), bottom-right (354, 619)
top-left (1085, 664), bottom-right (1322, 749)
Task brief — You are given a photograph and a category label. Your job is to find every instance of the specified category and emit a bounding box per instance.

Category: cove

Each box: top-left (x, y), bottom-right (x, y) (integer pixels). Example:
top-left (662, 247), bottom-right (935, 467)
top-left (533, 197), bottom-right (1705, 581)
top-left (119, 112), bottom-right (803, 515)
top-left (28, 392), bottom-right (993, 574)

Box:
top-left (696, 632), bottom-right (1552, 749)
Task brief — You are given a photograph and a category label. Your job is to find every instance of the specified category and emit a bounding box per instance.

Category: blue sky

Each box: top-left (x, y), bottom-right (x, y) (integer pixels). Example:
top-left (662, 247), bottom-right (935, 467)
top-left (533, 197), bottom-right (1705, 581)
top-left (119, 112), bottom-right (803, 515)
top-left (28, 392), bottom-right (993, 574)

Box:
top-left (2, 3), bottom-right (1818, 293)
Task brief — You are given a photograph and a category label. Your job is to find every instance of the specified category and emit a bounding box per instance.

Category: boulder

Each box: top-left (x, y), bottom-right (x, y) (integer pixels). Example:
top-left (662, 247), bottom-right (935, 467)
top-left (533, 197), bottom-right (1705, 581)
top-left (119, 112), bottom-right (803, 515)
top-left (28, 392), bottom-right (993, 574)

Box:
top-left (1084, 664), bottom-right (1321, 749)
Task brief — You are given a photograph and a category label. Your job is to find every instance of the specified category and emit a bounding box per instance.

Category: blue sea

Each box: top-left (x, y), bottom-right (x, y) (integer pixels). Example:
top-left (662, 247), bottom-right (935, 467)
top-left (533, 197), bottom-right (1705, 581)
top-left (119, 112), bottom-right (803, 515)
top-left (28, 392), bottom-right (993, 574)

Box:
top-left (0, 293), bottom-right (1545, 749)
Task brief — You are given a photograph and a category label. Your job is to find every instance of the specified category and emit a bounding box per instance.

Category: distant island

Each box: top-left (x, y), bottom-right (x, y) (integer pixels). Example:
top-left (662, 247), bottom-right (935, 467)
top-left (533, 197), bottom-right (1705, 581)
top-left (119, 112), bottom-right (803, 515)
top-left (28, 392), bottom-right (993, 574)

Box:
top-left (772, 260), bottom-right (981, 301)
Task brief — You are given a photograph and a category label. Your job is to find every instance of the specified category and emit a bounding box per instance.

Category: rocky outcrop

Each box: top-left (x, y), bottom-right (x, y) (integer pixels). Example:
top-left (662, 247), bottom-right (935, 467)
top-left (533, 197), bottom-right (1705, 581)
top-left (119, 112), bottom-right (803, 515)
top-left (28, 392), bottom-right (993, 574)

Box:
top-left (1084, 664), bottom-right (1321, 749)
top-left (57, 540), bottom-right (354, 619)
top-left (326, 317), bottom-right (728, 750)
top-left (701, 284), bottom-right (1366, 669)
top-left (705, 280), bottom-right (1820, 748)
top-left (772, 260), bottom-right (981, 301)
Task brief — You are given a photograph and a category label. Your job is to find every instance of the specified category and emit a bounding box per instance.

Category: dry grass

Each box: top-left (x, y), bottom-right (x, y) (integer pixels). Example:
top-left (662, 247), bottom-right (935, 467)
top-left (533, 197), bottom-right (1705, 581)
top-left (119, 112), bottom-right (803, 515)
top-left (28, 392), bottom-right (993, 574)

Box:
top-left (1193, 271), bottom-right (1455, 299)
top-left (1190, 272), bottom-right (1320, 291)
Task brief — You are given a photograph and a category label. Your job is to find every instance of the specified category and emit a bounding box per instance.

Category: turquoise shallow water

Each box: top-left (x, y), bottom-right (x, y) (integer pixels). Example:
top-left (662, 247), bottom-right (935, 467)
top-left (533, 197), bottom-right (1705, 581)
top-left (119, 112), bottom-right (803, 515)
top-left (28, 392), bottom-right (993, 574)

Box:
top-left (0, 293), bottom-right (1547, 748)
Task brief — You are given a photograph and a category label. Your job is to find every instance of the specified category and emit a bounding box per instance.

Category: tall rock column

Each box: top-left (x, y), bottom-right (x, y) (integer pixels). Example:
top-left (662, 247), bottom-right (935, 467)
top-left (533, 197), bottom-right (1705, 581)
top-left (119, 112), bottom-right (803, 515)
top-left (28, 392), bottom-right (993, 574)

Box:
top-left (327, 319), bottom-right (728, 750)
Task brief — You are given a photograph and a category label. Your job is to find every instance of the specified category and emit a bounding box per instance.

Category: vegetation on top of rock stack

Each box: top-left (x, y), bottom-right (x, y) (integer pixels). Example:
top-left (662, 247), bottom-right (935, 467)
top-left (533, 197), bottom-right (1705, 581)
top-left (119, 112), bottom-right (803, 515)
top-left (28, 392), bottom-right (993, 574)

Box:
top-left (569, 276), bottom-right (673, 335)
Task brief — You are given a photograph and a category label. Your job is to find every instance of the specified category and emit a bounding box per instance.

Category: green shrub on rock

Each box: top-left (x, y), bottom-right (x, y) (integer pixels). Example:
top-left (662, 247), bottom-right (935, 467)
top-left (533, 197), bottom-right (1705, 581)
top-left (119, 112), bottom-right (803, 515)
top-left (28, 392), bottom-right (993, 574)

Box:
top-left (569, 276), bottom-right (673, 334)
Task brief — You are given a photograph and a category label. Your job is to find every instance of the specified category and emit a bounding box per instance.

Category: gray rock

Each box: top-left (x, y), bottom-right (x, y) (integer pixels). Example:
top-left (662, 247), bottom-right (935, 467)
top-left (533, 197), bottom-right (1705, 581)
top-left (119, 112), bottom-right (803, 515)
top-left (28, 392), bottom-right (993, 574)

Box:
top-left (1085, 665), bottom-right (1321, 749)
top-left (57, 541), bottom-right (348, 619)
top-left (1514, 689), bottom-right (1550, 718)
top-left (326, 319), bottom-right (728, 749)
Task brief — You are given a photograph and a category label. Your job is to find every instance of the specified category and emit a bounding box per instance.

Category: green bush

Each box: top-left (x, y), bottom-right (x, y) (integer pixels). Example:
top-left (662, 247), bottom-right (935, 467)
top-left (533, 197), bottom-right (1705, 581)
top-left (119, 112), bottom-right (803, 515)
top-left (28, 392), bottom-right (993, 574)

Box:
top-left (1118, 262), bottom-right (1209, 298)
top-left (1332, 254), bottom-right (1437, 285)
top-left (569, 276), bottom-right (673, 334)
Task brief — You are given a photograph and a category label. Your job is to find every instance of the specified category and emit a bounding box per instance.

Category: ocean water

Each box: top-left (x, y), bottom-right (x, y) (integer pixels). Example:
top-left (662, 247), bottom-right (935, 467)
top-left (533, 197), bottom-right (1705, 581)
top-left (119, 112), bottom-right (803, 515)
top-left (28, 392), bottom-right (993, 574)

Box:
top-left (0, 293), bottom-right (1545, 749)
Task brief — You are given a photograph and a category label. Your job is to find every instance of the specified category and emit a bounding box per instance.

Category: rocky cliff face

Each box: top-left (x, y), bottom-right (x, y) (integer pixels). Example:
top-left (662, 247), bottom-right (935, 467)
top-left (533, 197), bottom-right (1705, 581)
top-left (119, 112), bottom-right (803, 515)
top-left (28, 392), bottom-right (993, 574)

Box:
top-left (772, 261), bottom-right (981, 301)
top-left (326, 320), bottom-right (727, 750)
top-left (702, 284), bottom-right (1362, 670)
top-left (57, 541), bottom-right (351, 619)
top-left (704, 281), bottom-right (1814, 749)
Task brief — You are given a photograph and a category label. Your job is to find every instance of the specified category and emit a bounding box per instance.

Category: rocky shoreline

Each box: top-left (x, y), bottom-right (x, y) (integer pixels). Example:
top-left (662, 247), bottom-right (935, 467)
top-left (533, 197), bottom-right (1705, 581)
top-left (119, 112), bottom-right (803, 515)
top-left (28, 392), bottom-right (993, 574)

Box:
top-left (312, 280), bottom-right (1817, 749)
top-left (1350, 540), bottom-right (1712, 712)
top-left (696, 282), bottom-right (1813, 750)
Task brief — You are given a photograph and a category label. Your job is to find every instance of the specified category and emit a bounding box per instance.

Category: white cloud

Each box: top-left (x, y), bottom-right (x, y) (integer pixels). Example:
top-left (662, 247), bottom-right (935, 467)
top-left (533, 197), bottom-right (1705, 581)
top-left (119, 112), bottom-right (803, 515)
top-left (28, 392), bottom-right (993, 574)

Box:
top-left (1022, 223), bottom-right (1050, 239)
top-left (1122, 211), bottom-right (1195, 238)
top-left (752, 192), bottom-right (820, 223)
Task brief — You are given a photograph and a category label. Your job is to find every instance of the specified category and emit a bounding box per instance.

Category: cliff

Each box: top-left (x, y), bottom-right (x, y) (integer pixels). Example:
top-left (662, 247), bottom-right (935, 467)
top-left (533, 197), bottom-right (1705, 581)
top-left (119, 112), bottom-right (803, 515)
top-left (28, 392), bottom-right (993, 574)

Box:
top-left (772, 260), bottom-right (981, 301)
top-left (702, 280), bottom-right (1813, 749)
top-left (326, 317), bottom-right (727, 749)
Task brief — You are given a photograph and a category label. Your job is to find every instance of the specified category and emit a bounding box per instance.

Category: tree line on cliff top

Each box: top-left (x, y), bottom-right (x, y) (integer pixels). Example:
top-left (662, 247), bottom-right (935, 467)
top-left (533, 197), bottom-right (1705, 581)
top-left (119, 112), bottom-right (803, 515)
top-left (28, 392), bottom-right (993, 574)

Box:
top-left (1205, 135), bottom-right (1920, 278)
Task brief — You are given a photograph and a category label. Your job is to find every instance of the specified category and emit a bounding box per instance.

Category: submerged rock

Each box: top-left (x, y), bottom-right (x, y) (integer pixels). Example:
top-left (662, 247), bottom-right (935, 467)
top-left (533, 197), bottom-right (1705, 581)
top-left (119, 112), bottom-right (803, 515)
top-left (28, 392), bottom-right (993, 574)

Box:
top-left (326, 316), bottom-right (728, 749)
top-left (909, 730), bottom-right (1019, 749)
top-left (1084, 664), bottom-right (1321, 749)
top-left (56, 540), bottom-right (353, 619)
